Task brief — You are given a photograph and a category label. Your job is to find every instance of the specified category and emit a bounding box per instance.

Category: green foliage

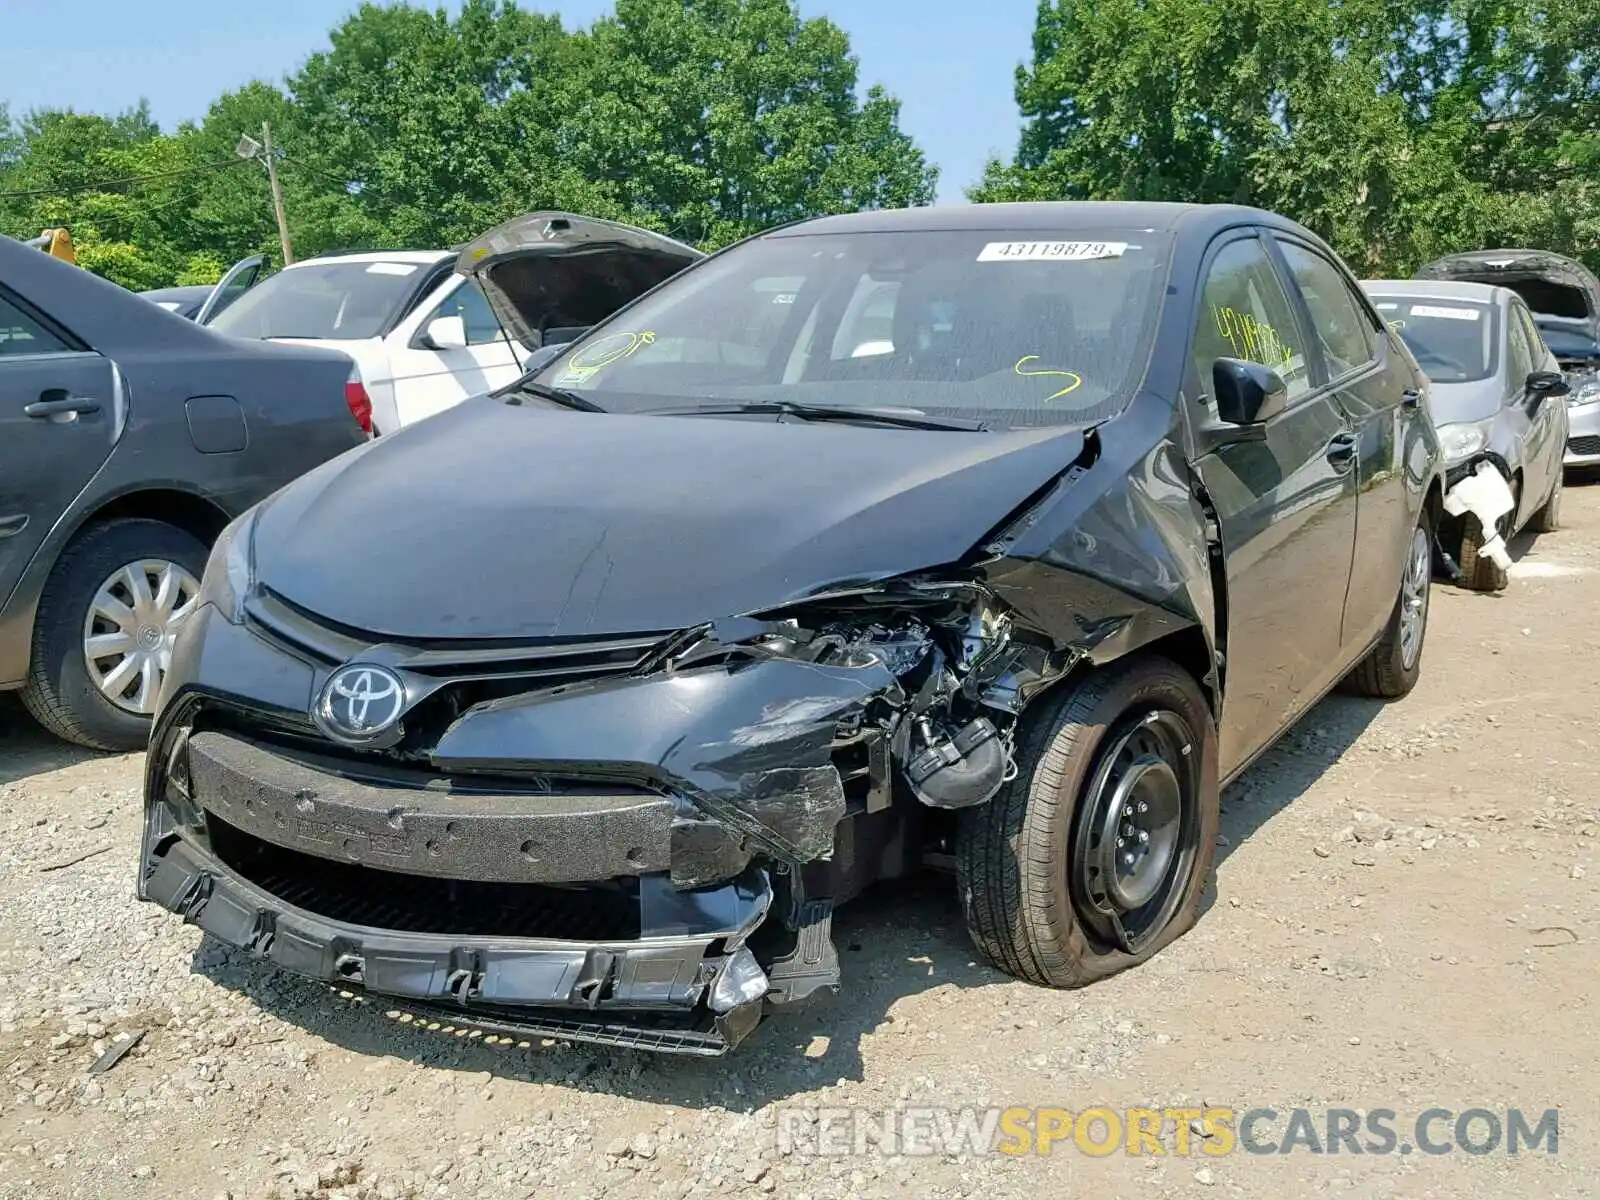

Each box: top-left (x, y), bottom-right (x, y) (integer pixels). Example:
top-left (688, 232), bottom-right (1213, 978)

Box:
top-left (0, 0), bottom-right (934, 288)
top-left (976, 0), bottom-right (1600, 274)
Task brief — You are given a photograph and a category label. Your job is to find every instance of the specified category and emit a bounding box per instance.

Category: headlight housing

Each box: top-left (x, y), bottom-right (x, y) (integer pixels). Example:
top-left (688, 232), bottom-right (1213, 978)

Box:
top-left (198, 509), bottom-right (258, 624)
top-left (1437, 422), bottom-right (1489, 465)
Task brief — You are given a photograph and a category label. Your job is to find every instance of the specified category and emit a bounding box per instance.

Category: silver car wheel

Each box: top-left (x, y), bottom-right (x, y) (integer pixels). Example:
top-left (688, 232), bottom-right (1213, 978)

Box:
top-left (81, 559), bottom-right (201, 715)
top-left (1398, 525), bottom-right (1430, 671)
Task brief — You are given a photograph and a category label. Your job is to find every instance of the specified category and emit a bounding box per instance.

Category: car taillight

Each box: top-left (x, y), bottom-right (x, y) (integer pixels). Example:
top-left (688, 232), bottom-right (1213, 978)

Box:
top-left (344, 370), bottom-right (373, 434)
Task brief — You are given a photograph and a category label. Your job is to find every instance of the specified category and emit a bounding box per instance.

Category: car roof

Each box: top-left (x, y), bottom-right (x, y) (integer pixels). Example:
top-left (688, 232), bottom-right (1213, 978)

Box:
top-left (1361, 278), bottom-right (1509, 305)
top-left (283, 249), bottom-right (451, 269)
top-left (768, 201), bottom-right (1302, 238)
top-left (139, 285), bottom-right (213, 301)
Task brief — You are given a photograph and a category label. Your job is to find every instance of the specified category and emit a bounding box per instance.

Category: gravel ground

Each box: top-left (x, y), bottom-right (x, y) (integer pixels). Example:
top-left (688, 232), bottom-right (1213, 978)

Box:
top-left (3, 485), bottom-right (1599, 1200)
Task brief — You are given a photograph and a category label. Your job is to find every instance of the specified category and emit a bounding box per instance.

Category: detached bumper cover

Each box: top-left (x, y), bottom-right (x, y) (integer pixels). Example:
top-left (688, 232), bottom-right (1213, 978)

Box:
top-left (139, 801), bottom-right (773, 1054)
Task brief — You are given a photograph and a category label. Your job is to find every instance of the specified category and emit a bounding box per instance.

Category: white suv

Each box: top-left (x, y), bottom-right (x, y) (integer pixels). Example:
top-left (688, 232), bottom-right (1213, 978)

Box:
top-left (205, 213), bottom-right (700, 434)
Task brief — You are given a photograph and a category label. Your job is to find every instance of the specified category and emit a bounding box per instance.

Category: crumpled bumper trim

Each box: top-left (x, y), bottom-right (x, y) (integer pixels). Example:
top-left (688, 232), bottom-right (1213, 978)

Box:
top-left (138, 820), bottom-right (771, 1054)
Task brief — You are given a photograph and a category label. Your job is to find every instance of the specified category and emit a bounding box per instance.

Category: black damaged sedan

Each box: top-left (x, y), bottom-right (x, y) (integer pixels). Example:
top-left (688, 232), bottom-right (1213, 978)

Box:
top-left (140, 203), bottom-right (1443, 1053)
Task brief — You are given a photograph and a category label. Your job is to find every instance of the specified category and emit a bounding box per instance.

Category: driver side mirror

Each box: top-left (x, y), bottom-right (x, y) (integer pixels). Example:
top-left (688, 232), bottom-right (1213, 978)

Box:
top-left (1527, 369), bottom-right (1569, 398)
top-left (1211, 357), bottom-right (1288, 433)
top-left (422, 315), bottom-right (468, 351)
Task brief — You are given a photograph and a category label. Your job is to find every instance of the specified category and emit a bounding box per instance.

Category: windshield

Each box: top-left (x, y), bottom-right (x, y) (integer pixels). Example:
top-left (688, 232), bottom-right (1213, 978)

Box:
top-left (532, 228), bottom-right (1174, 428)
top-left (208, 260), bottom-right (432, 340)
top-left (1370, 297), bottom-right (1497, 382)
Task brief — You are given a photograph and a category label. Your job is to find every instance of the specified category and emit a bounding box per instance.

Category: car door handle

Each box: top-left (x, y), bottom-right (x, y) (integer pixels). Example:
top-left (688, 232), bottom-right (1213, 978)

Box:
top-left (1401, 388), bottom-right (1422, 409)
top-left (1326, 432), bottom-right (1358, 472)
top-left (24, 392), bottom-right (101, 419)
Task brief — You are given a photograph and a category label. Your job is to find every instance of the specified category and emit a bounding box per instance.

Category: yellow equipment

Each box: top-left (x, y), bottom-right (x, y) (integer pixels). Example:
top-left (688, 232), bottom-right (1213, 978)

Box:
top-left (23, 228), bottom-right (75, 263)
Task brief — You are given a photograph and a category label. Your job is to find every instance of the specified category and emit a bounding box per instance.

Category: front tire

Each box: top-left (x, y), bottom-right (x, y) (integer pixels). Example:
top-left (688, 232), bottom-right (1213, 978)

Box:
top-left (21, 519), bottom-right (207, 752)
top-left (956, 655), bottom-right (1219, 988)
top-left (1457, 514), bottom-right (1509, 591)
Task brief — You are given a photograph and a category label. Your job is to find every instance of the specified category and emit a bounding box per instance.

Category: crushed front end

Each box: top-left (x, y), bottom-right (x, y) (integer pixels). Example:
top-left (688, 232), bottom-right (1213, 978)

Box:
top-left (140, 570), bottom-right (1075, 1054)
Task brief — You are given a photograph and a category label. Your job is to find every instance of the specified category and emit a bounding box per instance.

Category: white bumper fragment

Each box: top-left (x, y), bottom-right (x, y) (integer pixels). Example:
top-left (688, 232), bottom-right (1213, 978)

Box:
top-left (1442, 462), bottom-right (1515, 571)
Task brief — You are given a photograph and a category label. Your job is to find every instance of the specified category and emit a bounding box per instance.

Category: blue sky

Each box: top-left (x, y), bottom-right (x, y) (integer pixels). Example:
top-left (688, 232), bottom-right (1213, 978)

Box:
top-left (0, 0), bottom-right (1037, 203)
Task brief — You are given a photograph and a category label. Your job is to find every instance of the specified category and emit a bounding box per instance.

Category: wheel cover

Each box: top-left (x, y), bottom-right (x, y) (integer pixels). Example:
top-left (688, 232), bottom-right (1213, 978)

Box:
top-left (81, 559), bottom-right (201, 716)
top-left (1399, 524), bottom-right (1430, 670)
top-left (1070, 708), bottom-right (1201, 952)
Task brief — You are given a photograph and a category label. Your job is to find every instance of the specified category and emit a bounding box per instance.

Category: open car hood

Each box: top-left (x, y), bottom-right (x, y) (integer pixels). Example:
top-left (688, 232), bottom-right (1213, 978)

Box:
top-left (1415, 249), bottom-right (1600, 331)
top-left (455, 212), bottom-right (702, 351)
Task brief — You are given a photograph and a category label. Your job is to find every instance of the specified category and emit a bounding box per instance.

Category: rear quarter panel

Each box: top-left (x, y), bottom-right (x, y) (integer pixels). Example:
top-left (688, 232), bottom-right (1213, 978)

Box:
top-left (0, 338), bottom-right (362, 687)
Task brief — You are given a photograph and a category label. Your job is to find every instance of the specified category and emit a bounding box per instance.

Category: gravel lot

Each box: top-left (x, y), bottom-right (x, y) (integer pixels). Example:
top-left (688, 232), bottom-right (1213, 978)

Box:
top-left (3, 485), bottom-right (1599, 1200)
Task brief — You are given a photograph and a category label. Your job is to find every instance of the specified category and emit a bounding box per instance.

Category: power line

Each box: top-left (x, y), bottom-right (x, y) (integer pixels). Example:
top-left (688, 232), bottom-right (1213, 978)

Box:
top-left (0, 158), bottom-right (242, 201)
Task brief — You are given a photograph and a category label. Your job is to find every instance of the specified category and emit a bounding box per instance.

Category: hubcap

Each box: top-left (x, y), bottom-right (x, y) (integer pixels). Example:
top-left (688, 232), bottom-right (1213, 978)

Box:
top-left (1398, 525), bottom-right (1430, 670)
top-left (1071, 709), bottom-right (1201, 951)
top-left (82, 559), bottom-right (201, 715)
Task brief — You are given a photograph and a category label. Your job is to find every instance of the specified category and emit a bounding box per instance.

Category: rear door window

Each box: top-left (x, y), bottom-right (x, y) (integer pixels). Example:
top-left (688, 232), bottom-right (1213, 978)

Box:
top-left (0, 292), bottom-right (71, 357)
top-left (1274, 240), bottom-right (1376, 378)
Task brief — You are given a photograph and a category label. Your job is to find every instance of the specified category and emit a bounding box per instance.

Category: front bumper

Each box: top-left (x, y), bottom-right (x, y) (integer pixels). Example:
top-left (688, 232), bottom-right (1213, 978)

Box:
top-left (1566, 398), bottom-right (1600, 466)
top-left (140, 801), bottom-right (771, 1053)
top-left (137, 603), bottom-right (887, 1054)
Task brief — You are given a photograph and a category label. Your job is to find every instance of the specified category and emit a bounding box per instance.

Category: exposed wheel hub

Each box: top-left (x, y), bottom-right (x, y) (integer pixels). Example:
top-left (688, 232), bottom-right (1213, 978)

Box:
top-left (1097, 755), bottom-right (1182, 909)
top-left (1071, 708), bottom-right (1200, 951)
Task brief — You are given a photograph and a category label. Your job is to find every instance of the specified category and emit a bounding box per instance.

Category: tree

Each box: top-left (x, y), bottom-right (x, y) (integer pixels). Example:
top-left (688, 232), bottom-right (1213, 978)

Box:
top-left (1, 0), bottom-right (937, 285)
top-left (285, 0), bottom-right (593, 248)
top-left (558, 0), bottom-right (937, 246)
top-left (0, 104), bottom-right (236, 289)
top-left (976, 0), bottom-right (1600, 274)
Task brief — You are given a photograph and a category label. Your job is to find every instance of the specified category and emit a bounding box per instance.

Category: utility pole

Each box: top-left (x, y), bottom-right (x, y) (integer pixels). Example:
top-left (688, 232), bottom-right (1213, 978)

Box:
top-left (261, 122), bottom-right (294, 265)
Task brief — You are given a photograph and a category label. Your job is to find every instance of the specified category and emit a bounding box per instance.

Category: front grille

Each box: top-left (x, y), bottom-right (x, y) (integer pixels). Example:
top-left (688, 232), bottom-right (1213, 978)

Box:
top-left (1570, 435), bottom-right (1600, 456)
top-left (207, 814), bottom-right (642, 939)
top-left (245, 587), bottom-right (671, 685)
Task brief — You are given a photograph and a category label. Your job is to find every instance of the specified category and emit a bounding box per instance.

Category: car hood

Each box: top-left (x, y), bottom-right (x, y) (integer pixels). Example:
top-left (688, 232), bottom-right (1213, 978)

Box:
top-left (1415, 249), bottom-right (1600, 327)
top-left (455, 212), bottom-right (702, 353)
top-left (1428, 379), bottom-right (1504, 425)
top-left (251, 398), bottom-right (1086, 640)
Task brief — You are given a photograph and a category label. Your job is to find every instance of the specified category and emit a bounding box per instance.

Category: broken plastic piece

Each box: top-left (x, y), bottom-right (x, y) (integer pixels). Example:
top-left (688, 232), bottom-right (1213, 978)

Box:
top-left (87, 1029), bottom-right (145, 1076)
top-left (708, 947), bottom-right (770, 1013)
top-left (1442, 462), bottom-right (1515, 571)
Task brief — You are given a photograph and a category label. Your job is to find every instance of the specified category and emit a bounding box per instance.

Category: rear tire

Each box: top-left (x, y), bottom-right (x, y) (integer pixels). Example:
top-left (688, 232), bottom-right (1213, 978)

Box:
top-left (21, 519), bottom-right (208, 752)
top-left (1345, 514), bottom-right (1431, 698)
top-left (1527, 471), bottom-right (1562, 534)
top-left (955, 655), bottom-right (1218, 988)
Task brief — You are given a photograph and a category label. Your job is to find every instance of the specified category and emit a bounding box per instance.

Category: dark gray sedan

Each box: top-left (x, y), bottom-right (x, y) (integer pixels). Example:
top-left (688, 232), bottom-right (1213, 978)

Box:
top-left (0, 235), bottom-right (366, 749)
top-left (1364, 279), bottom-right (1568, 590)
top-left (141, 202), bottom-right (1443, 1053)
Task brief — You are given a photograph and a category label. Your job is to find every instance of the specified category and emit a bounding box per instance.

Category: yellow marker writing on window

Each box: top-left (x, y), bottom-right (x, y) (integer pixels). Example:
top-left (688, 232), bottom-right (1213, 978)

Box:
top-left (558, 330), bottom-right (657, 384)
top-left (1014, 355), bottom-right (1083, 401)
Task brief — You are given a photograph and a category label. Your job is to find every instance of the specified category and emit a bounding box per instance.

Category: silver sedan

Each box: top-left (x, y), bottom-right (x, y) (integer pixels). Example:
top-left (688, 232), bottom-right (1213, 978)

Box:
top-left (1363, 279), bottom-right (1569, 590)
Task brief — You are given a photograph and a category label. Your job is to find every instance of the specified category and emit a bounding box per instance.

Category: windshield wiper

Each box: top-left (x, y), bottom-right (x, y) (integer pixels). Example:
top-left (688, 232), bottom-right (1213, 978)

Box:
top-left (651, 400), bottom-right (987, 432)
top-left (503, 379), bottom-right (607, 413)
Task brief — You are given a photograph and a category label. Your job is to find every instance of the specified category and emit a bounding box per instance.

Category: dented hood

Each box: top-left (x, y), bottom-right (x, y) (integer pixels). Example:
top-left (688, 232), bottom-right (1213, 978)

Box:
top-left (455, 212), bottom-right (702, 351)
top-left (251, 398), bottom-right (1085, 640)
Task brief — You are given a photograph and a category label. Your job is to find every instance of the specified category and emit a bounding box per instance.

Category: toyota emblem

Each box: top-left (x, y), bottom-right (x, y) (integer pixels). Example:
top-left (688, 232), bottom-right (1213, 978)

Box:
top-left (314, 663), bottom-right (406, 745)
